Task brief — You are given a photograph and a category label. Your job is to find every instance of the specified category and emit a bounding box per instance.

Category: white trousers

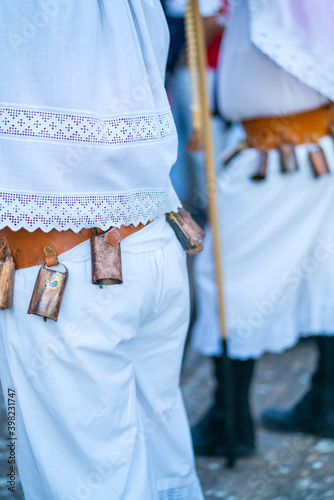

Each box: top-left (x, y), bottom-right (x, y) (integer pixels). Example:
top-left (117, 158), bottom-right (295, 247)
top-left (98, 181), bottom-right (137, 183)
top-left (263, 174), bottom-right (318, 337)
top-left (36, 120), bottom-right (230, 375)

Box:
top-left (0, 217), bottom-right (203, 500)
top-left (193, 135), bottom-right (334, 359)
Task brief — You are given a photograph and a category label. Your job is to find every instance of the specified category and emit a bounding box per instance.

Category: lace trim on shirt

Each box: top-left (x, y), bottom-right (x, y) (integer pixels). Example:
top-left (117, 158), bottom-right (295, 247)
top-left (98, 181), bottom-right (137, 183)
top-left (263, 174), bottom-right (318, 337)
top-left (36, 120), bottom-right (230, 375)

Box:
top-left (0, 190), bottom-right (181, 232)
top-left (249, 1), bottom-right (334, 101)
top-left (159, 479), bottom-right (203, 500)
top-left (0, 106), bottom-right (176, 147)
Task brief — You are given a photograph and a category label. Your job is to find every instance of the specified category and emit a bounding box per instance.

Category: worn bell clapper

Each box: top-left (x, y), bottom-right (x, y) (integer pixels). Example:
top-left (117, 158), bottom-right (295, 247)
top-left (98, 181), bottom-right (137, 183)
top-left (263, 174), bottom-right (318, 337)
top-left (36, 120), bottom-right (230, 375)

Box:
top-left (278, 141), bottom-right (299, 174)
top-left (309, 143), bottom-right (330, 178)
top-left (251, 151), bottom-right (268, 182)
top-left (90, 230), bottom-right (123, 288)
top-left (166, 207), bottom-right (205, 255)
top-left (329, 101), bottom-right (334, 139)
top-left (221, 139), bottom-right (248, 168)
top-left (28, 244), bottom-right (68, 322)
top-left (0, 237), bottom-right (15, 310)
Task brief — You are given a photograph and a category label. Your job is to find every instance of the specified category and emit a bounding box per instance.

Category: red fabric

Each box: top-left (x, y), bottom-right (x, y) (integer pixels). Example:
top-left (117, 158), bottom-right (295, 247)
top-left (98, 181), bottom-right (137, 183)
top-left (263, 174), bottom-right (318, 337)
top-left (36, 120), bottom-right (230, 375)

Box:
top-left (206, 0), bottom-right (229, 69)
top-left (207, 34), bottom-right (222, 68)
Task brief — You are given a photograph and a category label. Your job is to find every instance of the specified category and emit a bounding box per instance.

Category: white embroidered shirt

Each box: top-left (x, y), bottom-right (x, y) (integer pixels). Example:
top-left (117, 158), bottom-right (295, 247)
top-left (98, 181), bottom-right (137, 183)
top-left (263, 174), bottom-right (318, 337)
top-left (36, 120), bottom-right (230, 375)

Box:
top-left (0, 0), bottom-right (180, 232)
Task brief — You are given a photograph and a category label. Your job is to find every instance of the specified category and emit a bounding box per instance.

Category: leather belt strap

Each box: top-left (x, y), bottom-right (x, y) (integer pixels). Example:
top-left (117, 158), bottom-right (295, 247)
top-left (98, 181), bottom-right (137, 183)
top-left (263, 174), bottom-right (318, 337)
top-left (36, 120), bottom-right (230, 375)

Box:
top-left (44, 244), bottom-right (59, 268)
top-left (0, 222), bottom-right (151, 270)
top-left (242, 105), bottom-right (331, 150)
top-left (104, 223), bottom-right (148, 246)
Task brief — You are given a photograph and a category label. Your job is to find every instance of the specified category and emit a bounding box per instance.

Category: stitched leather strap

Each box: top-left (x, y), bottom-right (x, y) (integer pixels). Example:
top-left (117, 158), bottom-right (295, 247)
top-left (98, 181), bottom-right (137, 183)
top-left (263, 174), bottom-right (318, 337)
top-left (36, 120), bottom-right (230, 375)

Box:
top-left (44, 244), bottom-right (59, 267)
top-left (0, 228), bottom-right (93, 269)
top-left (0, 222), bottom-right (150, 270)
top-left (104, 222), bottom-right (150, 246)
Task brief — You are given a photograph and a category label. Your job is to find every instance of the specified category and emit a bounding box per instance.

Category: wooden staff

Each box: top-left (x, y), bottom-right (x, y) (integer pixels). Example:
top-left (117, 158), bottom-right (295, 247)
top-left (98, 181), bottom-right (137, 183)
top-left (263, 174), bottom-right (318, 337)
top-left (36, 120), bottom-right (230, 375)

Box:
top-left (185, 0), bottom-right (235, 467)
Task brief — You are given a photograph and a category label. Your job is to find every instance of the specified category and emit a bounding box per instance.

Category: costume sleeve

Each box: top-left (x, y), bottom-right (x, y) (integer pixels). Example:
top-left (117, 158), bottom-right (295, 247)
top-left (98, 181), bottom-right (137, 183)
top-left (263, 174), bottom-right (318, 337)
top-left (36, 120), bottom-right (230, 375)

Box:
top-left (0, 0), bottom-right (180, 231)
top-left (248, 0), bottom-right (334, 100)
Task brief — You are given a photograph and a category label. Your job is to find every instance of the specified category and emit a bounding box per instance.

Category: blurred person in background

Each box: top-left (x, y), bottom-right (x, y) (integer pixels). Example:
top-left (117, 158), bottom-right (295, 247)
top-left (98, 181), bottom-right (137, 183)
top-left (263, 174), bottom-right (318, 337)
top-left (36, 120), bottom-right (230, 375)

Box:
top-left (163, 0), bottom-right (244, 338)
top-left (164, 0), bottom-right (242, 223)
top-left (191, 0), bottom-right (334, 458)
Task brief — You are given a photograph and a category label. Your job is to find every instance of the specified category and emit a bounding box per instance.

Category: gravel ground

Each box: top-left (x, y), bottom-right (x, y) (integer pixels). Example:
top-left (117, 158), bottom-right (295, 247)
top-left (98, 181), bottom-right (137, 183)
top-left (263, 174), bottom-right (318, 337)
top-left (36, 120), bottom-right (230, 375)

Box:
top-left (183, 340), bottom-right (334, 500)
top-left (1, 339), bottom-right (333, 499)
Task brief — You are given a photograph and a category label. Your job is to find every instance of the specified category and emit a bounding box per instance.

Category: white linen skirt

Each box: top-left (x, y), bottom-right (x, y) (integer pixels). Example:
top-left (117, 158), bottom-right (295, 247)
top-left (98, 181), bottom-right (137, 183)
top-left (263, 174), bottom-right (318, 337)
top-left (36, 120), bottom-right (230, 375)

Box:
top-left (192, 134), bottom-right (334, 359)
top-left (0, 217), bottom-right (203, 500)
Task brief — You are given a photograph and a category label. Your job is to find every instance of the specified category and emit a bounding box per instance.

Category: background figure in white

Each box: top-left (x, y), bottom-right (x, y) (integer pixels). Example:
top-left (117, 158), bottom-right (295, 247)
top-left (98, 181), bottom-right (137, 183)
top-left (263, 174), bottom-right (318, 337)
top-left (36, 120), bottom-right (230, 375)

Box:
top-left (165, 0), bottom-right (242, 220)
top-left (191, 0), bottom-right (334, 458)
top-left (164, 0), bottom-right (244, 342)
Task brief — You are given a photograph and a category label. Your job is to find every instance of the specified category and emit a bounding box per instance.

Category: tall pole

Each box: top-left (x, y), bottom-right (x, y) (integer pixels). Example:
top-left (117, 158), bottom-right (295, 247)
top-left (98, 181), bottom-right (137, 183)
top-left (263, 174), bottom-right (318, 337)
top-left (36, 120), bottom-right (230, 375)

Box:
top-left (185, 0), bottom-right (227, 340)
top-left (185, 0), bottom-right (235, 467)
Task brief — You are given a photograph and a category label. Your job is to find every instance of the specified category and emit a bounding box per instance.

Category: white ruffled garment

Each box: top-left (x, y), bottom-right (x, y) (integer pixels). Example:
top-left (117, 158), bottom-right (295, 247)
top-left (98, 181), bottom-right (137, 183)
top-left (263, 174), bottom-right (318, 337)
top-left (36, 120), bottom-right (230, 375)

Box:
top-left (0, 0), bottom-right (180, 232)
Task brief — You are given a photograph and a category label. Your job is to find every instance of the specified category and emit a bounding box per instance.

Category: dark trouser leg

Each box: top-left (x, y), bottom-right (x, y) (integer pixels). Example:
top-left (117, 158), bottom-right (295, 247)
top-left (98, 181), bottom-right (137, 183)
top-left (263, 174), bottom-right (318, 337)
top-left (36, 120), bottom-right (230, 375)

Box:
top-left (315, 336), bottom-right (334, 437)
top-left (261, 336), bottom-right (334, 438)
top-left (191, 356), bottom-right (256, 457)
top-left (234, 359), bottom-right (256, 452)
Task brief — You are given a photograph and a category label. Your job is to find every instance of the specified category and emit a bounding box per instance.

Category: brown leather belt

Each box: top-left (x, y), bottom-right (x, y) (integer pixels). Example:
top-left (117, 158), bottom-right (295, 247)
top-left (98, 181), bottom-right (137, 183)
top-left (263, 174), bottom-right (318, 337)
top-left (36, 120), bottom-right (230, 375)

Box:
top-left (0, 223), bottom-right (150, 270)
top-left (242, 105), bottom-right (331, 150)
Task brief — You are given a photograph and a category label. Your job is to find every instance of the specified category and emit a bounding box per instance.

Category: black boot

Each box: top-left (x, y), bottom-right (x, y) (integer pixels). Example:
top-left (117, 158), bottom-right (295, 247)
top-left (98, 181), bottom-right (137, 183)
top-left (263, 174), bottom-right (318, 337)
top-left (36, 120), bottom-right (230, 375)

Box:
top-left (191, 356), bottom-right (256, 457)
top-left (261, 336), bottom-right (334, 438)
top-left (234, 358), bottom-right (256, 456)
top-left (313, 336), bottom-right (334, 438)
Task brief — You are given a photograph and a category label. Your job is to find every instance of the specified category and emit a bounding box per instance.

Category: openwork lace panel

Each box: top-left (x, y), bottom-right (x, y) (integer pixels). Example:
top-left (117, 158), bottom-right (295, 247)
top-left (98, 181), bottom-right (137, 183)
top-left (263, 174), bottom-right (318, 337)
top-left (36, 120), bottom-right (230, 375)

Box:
top-left (0, 105), bottom-right (180, 232)
top-left (0, 188), bottom-right (180, 233)
top-left (0, 106), bottom-right (176, 147)
top-left (159, 478), bottom-right (204, 500)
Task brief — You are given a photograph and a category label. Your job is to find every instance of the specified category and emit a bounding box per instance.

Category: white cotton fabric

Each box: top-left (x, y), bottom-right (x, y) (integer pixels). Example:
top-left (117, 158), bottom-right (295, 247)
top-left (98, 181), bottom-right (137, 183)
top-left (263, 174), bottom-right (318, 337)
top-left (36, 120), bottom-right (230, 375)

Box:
top-left (249, 0), bottom-right (334, 102)
top-left (0, 0), bottom-right (181, 232)
top-left (218, 0), bottom-right (330, 121)
top-left (165, 0), bottom-right (221, 18)
top-left (0, 217), bottom-right (204, 500)
top-left (192, 135), bottom-right (334, 360)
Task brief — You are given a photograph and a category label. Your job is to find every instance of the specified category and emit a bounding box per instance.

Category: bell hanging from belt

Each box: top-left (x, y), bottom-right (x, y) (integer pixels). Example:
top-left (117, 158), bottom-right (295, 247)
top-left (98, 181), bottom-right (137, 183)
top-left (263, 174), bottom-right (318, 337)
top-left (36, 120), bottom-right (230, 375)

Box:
top-left (90, 231), bottom-right (123, 287)
top-left (166, 207), bottom-right (205, 255)
top-left (329, 121), bottom-right (334, 140)
top-left (221, 139), bottom-right (249, 167)
top-left (0, 237), bottom-right (15, 310)
top-left (329, 106), bottom-right (334, 141)
top-left (252, 151), bottom-right (268, 182)
top-left (278, 141), bottom-right (299, 174)
top-left (28, 244), bottom-right (68, 322)
top-left (309, 143), bottom-right (330, 178)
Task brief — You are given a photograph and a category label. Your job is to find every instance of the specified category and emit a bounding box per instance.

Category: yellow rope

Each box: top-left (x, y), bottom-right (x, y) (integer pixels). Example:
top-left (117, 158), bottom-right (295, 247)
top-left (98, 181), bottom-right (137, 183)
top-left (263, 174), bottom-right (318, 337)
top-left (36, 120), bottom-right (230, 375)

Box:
top-left (185, 0), bottom-right (228, 341)
top-left (185, 0), bottom-right (203, 151)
